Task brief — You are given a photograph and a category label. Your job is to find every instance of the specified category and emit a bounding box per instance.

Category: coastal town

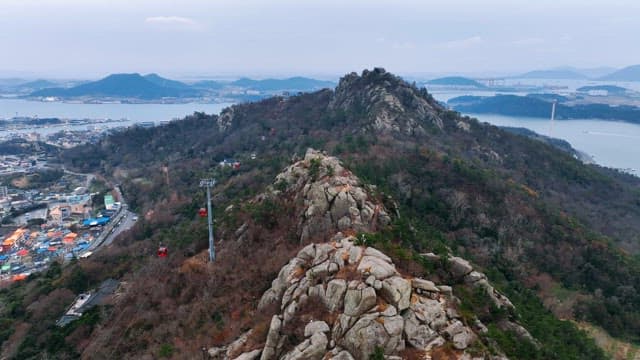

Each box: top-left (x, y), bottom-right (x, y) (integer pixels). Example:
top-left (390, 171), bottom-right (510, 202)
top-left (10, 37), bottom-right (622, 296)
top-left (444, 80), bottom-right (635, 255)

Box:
top-left (0, 150), bottom-right (135, 283)
top-left (0, 115), bottom-right (155, 147)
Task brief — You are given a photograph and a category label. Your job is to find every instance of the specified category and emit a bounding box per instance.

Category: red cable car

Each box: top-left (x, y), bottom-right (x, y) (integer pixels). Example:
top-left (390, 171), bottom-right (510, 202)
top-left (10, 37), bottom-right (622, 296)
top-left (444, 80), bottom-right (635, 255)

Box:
top-left (157, 246), bottom-right (168, 257)
top-left (198, 208), bottom-right (207, 217)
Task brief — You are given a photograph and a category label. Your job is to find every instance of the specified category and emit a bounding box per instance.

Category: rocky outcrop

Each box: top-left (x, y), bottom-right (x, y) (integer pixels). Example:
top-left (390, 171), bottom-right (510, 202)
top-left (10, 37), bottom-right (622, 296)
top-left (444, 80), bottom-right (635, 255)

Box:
top-left (329, 68), bottom-right (445, 134)
top-left (219, 235), bottom-right (500, 360)
top-left (217, 106), bottom-right (235, 132)
top-left (421, 253), bottom-right (515, 310)
top-left (269, 149), bottom-right (391, 243)
top-left (213, 150), bottom-right (536, 360)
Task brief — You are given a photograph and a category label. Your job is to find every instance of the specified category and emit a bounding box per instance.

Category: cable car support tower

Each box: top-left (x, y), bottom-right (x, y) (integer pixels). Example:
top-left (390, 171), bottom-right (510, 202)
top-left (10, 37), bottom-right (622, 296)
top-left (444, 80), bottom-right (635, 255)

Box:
top-left (200, 178), bottom-right (216, 262)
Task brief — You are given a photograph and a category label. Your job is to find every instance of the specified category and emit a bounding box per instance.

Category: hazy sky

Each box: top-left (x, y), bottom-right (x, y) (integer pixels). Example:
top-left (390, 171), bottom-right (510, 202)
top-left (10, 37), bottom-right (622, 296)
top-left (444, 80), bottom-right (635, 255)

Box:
top-left (1, 0), bottom-right (639, 79)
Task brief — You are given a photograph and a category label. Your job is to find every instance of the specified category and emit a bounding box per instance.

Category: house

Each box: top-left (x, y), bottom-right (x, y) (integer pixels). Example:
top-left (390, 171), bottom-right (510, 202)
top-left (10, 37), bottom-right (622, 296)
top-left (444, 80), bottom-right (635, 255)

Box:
top-left (49, 205), bottom-right (71, 223)
top-left (67, 194), bottom-right (91, 215)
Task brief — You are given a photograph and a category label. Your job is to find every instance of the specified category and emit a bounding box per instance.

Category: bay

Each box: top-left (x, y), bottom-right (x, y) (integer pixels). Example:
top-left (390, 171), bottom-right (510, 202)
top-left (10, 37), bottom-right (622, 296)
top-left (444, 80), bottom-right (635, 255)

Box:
top-left (468, 113), bottom-right (640, 175)
top-left (0, 99), bottom-right (233, 135)
top-left (429, 88), bottom-right (640, 176)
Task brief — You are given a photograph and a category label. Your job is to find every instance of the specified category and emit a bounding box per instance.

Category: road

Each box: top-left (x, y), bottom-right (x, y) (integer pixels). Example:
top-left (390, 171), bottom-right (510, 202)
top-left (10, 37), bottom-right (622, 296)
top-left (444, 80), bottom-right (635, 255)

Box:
top-left (81, 185), bottom-right (137, 256)
top-left (103, 210), bottom-right (136, 247)
top-left (62, 166), bottom-right (95, 188)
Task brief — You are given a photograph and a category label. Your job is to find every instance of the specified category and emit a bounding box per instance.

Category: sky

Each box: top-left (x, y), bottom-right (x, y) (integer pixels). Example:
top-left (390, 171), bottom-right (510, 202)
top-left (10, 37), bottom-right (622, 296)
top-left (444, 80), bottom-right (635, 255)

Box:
top-left (1, 0), bottom-right (640, 79)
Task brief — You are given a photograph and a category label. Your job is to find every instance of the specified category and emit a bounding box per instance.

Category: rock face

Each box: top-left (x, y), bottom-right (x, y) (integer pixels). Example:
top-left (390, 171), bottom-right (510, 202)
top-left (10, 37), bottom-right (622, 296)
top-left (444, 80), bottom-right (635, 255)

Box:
top-left (421, 252), bottom-right (516, 311)
top-left (212, 151), bottom-right (536, 360)
top-left (329, 68), bottom-right (444, 135)
top-left (240, 236), bottom-right (486, 360)
top-left (270, 149), bottom-right (391, 243)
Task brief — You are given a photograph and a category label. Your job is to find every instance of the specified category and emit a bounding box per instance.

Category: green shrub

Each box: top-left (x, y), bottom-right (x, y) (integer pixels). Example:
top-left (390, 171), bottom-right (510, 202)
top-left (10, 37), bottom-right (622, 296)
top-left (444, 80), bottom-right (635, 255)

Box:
top-left (159, 343), bottom-right (174, 358)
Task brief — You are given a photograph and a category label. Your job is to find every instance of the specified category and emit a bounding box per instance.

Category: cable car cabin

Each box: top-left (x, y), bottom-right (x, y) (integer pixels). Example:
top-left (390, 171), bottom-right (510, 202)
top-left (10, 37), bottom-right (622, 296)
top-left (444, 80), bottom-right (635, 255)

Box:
top-left (157, 246), bottom-right (168, 257)
top-left (198, 208), bottom-right (207, 217)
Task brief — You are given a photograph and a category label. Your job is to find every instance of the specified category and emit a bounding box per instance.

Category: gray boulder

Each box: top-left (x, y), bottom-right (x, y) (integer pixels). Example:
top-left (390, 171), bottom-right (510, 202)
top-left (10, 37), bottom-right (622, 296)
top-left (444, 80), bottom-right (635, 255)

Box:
top-left (344, 287), bottom-right (377, 316)
top-left (232, 349), bottom-right (262, 360)
top-left (324, 279), bottom-right (347, 312)
top-left (304, 321), bottom-right (330, 337)
top-left (403, 310), bottom-right (439, 351)
top-left (260, 316), bottom-right (282, 360)
top-left (281, 332), bottom-right (328, 360)
top-left (448, 257), bottom-right (473, 279)
top-left (411, 278), bottom-right (440, 293)
top-left (380, 276), bottom-right (412, 311)
top-left (357, 255), bottom-right (398, 280)
top-left (340, 313), bottom-right (402, 359)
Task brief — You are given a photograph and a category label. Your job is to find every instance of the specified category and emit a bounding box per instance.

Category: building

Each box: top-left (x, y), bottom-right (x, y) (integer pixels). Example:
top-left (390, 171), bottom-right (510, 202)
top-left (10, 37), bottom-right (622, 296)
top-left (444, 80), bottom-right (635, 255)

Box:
top-left (104, 195), bottom-right (115, 210)
top-left (67, 194), bottom-right (91, 216)
top-left (49, 205), bottom-right (71, 223)
top-left (2, 228), bottom-right (26, 252)
top-left (82, 217), bottom-right (110, 227)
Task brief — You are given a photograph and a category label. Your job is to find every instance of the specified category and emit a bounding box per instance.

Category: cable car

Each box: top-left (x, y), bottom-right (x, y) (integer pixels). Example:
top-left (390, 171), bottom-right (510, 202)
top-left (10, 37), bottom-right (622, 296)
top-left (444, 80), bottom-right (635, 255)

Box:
top-left (157, 245), bottom-right (168, 257)
top-left (198, 208), bottom-right (207, 217)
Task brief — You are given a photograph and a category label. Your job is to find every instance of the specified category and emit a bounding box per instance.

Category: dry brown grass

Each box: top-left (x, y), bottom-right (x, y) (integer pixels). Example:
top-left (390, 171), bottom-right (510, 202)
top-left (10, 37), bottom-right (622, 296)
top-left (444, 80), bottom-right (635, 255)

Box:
top-left (430, 345), bottom-right (461, 360)
top-left (342, 229), bottom-right (358, 237)
top-left (398, 347), bottom-right (429, 360)
top-left (376, 297), bottom-right (389, 312)
top-left (334, 264), bottom-right (362, 282)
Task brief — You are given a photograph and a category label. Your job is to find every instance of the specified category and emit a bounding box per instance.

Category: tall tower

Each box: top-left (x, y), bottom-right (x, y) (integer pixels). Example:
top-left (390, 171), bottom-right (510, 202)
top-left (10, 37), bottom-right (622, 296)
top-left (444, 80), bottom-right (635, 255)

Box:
top-left (549, 99), bottom-right (557, 136)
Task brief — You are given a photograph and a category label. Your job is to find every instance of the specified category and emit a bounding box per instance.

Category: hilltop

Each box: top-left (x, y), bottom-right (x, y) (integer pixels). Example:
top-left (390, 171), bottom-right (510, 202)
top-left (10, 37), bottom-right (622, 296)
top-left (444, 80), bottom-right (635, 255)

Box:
top-left (31, 73), bottom-right (201, 99)
top-left (230, 76), bottom-right (335, 91)
top-left (426, 76), bottom-right (486, 88)
top-left (516, 69), bottom-right (587, 79)
top-left (599, 64), bottom-right (640, 81)
top-left (28, 73), bottom-right (335, 101)
top-left (576, 85), bottom-right (629, 94)
top-left (3, 68), bottom-right (640, 359)
top-left (448, 94), bottom-right (640, 124)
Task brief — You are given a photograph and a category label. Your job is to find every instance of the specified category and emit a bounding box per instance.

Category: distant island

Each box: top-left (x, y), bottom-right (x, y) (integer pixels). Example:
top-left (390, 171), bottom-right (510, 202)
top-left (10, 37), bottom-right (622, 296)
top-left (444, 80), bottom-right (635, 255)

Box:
top-left (510, 65), bottom-right (640, 81)
top-left (516, 69), bottom-right (587, 79)
top-left (26, 73), bottom-right (336, 102)
top-left (448, 94), bottom-right (640, 124)
top-left (576, 85), bottom-right (629, 95)
top-left (598, 64), bottom-right (640, 82)
top-left (229, 76), bottom-right (335, 91)
top-left (31, 73), bottom-right (201, 100)
top-left (426, 76), bottom-right (486, 88)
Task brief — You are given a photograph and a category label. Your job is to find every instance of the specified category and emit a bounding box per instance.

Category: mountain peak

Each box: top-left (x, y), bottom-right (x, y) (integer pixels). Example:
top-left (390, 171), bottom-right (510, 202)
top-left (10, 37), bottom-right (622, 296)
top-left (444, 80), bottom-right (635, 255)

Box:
top-left (229, 148), bottom-right (392, 245)
top-left (330, 68), bottom-right (445, 135)
top-left (209, 149), bottom-right (536, 360)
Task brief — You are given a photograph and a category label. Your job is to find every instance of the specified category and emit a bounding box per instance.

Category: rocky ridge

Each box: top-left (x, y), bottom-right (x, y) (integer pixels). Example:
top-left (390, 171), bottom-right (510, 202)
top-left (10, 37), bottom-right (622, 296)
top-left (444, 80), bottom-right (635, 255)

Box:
top-left (211, 150), bottom-right (535, 359)
top-left (209, 234), bottom-right (532, 359)
top-left (329, 68), bottom-right (445, 135)
top-left (235, 149), bottom-right (391, 244)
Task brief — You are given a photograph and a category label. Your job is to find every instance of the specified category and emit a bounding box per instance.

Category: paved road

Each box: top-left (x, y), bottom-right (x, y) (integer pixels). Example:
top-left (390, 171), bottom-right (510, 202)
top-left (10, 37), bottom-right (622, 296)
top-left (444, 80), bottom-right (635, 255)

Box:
top-left (81, 185), bottom-right (137, 256)
top-left (62, 167), bottom-right (95, 188)
top-left (103, 210), bottom-right (136, 247)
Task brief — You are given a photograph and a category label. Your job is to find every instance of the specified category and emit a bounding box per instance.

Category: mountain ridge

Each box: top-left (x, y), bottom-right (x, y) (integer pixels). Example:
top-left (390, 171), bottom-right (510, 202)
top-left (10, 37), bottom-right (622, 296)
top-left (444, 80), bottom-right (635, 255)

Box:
top-left (4, 68), bottom-right (639, 359)
top-left (426, 76), bottom-right (487, 88)
top-left (31, 73), bottom-right (199, 99)
top-left (28, 73), bottom-right (336, 100)
top-left (599, 64), bottom-right (640, 81)
top-left (516, 69), bottom-right (587, 79)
